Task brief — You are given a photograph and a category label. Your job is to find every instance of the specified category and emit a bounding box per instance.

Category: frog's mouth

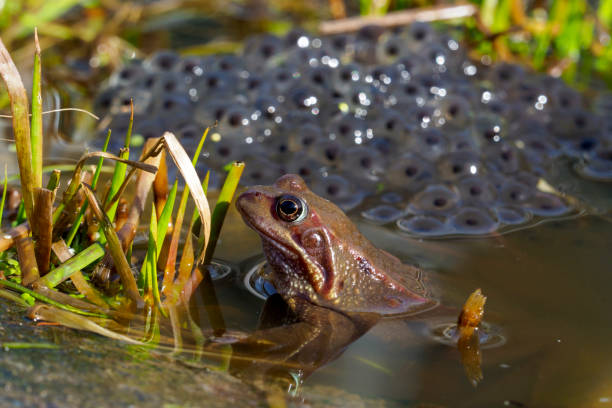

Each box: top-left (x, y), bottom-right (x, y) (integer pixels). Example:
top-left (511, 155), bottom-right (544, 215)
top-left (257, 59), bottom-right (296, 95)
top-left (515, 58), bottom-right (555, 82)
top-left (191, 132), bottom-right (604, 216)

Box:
top-left (259, 232), bottom-right (300, 261)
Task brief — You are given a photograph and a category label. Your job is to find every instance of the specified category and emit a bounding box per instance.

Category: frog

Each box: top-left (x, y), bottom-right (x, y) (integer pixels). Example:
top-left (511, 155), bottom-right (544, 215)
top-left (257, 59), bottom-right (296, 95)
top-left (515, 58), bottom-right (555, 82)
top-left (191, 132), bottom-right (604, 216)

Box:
top-left (236, 173), bottom-right (438, 319)
top-left (231, 174), bottom-right (439, 380)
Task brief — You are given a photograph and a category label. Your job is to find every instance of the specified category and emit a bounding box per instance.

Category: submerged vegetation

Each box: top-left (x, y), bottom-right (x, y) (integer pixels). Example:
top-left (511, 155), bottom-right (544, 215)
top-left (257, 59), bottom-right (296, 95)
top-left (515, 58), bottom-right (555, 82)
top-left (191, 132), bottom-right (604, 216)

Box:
top-left (0, 32), bottom-right (245, 355)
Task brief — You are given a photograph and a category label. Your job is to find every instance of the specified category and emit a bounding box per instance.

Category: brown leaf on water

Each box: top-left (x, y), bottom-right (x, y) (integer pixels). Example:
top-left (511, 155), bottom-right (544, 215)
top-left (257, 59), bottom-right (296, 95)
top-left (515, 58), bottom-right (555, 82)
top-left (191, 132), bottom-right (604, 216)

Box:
top-left (458, 288), bottom-right (486, 336)
top-left (457, 288), bottom-right (486, 386)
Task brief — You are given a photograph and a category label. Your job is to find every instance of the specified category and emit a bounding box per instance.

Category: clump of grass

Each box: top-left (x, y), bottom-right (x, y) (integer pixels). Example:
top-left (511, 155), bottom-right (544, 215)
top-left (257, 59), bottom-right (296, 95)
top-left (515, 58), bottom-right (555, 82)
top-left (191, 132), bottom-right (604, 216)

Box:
top-left (0, 31), bottom-right (244, 356)
top-left (349, 0), bottom-right (612, 86)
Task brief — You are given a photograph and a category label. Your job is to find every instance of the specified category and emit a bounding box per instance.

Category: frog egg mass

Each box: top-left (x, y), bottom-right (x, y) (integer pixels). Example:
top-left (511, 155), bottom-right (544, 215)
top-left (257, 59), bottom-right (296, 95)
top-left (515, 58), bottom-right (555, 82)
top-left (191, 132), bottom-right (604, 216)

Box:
top-left (93, 23), bottom-right (612, 237)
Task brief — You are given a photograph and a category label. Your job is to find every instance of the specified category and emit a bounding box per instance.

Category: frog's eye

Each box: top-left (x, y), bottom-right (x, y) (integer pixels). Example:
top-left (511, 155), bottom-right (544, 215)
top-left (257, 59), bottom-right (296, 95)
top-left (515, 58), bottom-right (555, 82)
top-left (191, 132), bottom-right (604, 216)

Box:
top-left (276, 195), bottom-right (308, 223)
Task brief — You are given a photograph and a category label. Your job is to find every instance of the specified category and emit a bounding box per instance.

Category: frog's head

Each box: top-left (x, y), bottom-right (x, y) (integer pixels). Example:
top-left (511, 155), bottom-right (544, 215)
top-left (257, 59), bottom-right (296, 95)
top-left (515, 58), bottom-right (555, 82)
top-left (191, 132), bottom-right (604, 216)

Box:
top-left (237, 174), bottom-right (436, 316)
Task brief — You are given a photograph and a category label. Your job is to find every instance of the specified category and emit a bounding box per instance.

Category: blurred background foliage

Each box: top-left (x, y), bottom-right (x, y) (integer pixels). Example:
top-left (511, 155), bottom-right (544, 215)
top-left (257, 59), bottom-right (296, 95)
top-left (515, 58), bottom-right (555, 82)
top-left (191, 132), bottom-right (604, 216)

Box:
top-left (1, 0), bottom-right (612, 91)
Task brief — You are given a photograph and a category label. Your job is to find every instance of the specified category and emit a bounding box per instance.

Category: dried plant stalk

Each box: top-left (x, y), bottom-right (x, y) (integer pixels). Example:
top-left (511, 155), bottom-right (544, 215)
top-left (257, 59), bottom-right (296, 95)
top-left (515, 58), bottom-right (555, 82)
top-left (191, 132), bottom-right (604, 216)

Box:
top-left (31, 282), bottom-right (106, 313)
top-left (29, 305), bottom-right (143, 345)
top-left (161, 132), bottom-right (211, 263)
top-left (15, 236), bottom-right (39, 286)
top-left (53, 170), bottom-right (91, 239)
top-left (114, 198), bottom-right (129, 231)
top-left (33, 188), bottom-right (54, 275)
top-left (153, 148), bottom-right (169, 217)
top-left (0, 223), bottom-right (29, 252)
top-left (319, 3), bottom-right (477, 34)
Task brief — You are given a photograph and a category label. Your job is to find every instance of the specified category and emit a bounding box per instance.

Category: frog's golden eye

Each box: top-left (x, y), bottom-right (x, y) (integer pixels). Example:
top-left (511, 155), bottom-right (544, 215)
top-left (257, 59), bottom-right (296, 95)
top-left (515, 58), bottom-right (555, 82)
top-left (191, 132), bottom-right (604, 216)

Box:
top-left (276, 195), bottom-right (308, 223)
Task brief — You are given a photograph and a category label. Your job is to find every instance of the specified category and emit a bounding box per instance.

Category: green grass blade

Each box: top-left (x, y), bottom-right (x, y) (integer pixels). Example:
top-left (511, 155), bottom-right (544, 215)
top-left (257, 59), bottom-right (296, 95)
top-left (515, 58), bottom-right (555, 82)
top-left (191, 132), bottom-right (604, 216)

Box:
top-left (146, 202), bottom-right (165, 316)
top-left (599, 0), bottom-right (612, 27)
top-left (105, 102), bottom-right (133, 222)
top-left (0, 279), bottom-right (108, 318)
top-left (30, 28), bottom-right (43, 190)
top-left (45, 169), bottom-right (61, 191)
top-left (156, 180), bottom-right (177, 255)
top-left (0, 164), bottom-right (7, 223)
top-left (0, 37), bottom-right (34, 227)
top-left (35, 243), bottom-right (105, 288)
top-left (202, 162), bottom-right (244, 264)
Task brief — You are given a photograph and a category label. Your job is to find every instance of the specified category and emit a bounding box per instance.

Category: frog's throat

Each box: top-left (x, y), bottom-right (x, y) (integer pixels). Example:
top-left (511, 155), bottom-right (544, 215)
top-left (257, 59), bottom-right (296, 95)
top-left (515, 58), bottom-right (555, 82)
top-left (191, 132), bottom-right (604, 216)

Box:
top-left (259, 234), bottom-right (331, 300)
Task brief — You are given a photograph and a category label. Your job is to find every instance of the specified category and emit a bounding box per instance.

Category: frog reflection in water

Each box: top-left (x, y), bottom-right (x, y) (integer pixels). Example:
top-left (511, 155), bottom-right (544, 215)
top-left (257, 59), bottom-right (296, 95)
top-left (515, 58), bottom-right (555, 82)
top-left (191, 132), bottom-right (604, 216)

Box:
top-left (232, 174), bottom-right (439, 379)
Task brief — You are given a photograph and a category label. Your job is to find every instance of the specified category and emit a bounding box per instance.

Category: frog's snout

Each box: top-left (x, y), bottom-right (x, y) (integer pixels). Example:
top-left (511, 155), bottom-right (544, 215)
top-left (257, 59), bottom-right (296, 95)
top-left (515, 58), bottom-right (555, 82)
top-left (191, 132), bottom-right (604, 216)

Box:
top-left (236, 190), bottom-right (267, 216)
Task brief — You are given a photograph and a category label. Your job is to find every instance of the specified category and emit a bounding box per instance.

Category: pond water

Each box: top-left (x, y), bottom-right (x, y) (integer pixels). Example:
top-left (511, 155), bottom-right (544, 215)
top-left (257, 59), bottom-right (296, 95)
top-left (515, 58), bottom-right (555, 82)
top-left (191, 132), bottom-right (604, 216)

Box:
top-left (208, 179), bottom-right (612, 407)
top-left (0, 185), bottom-right (608, 407)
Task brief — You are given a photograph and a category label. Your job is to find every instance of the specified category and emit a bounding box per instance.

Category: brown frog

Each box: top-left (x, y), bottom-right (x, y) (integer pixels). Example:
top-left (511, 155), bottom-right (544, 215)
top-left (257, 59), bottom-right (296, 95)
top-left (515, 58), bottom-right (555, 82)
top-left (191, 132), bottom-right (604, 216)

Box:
top-left (231, 174), bottom-right (439, 381)
top-left (236, 173), bottom-right (438, 319)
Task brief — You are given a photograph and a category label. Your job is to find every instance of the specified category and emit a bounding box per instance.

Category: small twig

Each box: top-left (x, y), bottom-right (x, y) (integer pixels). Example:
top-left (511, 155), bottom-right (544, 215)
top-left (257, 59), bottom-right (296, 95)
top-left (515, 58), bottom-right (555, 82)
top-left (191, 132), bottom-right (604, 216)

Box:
top-left (319, 4), bottom-right (477, 35)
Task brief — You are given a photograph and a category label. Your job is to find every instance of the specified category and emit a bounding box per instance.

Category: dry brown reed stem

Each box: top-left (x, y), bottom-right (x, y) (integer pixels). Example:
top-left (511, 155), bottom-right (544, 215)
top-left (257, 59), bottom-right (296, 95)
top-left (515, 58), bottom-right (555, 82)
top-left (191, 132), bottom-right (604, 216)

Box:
top-left (115, 198), bottom-right (129, 231)
top-left (319, 3), bottom-right (478, 35)
top-left (53, 171), bottom-right (91, 240)
top-left (33, 188), bottom-right (54, 276)
top-left (31, 281), bottom-right (108, 313)
top-left (28, 305), bottom-right (144, 345)
top-left (16, 236), bottom-right (39, 286)
top-left (51, 240), bottom-right (108, 308)
top-left (118, 137), bottom-right (163, 248)
top-left (0, 223), bottom-right (29, 252)
top-left (153, 149), bottom-right (169, 218)
top-left (0, 37), bottom-right (35, 227)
